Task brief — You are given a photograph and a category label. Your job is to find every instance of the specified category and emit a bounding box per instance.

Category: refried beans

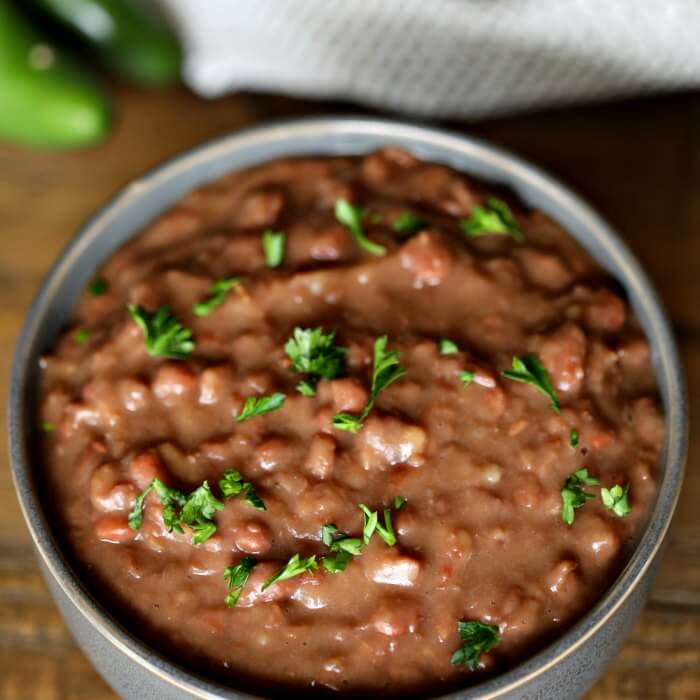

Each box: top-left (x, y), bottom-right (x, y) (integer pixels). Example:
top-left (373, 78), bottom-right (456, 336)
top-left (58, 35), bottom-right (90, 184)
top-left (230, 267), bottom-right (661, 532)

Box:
top-left (38, 148), bottom-right (664, 697)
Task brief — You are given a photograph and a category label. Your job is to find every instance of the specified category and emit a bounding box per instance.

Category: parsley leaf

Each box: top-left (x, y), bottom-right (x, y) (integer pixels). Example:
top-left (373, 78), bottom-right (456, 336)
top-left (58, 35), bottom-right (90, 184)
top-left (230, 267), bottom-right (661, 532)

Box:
top-left (332, 335), bottom-right (406, 433)
top-left (451, 620), bottom-right (501, 670)
top-left (236, 392), bottom-right (286, 421)
top-left (88, 277), bottom-right (108, 296)
top-left (393, 210), bottom-right (425, 234)
top-left (285, 327), bottom-right (346, 396)
top-left (502, 355), bottom-right (560, 414)
top-left (224, 556), bottom-right (257, 607)
top-left (440, 339), bottom-right (459, 355)
top-left (322, 550), bottom-right (353, 573)
top-left (460, 197), bottom-right (524, 243)
top-left (394, 496), bottom-right (407, 510)
top-left (261, 553), bottom-right (319, 591)
top-left (320, 522), bottom-right (364, 573)
top-left (296, 379), bottom-right (317, 397)
top-left (460, 370), bottom-right (475, 386)
top-left (128, 478), bottom-right (225, 543)
top-left (218, 469), bottom-right (266, 510)
top-left (359, 504), bottom-right (397, 546)
top-left (74, 329), bottom-right (90, 345)
top-left (335, 199), bottom-right (387, 256)
top-left (179, 481), bottom-right (225, 544)
top-left (127, 305), bottom-right (194, 360)
top-left (560, 468), bottom-right (600, 525)
top-left (193, 277), bottom-right (240, 317)
top-left (262, 230), bottom-right (286, 268)
top-left (570, 428), bottom-right (579, 448)
top-left (128, 477), bottom-right (187, 532)
top-left (601, 484), bottom-right (631, 518)
top-left (41, 421), bottom-right (55, 433)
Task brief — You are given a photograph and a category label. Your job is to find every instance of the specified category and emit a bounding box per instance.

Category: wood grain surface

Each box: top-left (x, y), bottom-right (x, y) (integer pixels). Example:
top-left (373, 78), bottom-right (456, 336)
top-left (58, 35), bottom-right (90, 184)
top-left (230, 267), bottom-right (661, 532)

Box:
top-left (1, 86), bottom-right (698, 699)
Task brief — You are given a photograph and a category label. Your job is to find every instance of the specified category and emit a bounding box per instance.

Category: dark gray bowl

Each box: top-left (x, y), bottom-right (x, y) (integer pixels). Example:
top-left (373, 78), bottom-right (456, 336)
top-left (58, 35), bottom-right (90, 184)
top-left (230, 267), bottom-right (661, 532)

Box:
top-left (8, 118), bottom-right (688, 699)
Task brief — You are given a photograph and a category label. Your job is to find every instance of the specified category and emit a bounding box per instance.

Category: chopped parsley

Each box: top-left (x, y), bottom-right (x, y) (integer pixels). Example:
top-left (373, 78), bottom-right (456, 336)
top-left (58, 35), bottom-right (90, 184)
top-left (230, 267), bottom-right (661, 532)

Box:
top-left (502, 355), bottom-right (560, 414)
top-left (601, 484), bottom-right (631, 518)
top-left (332, 335), bottom-right (406, 433)
top-left (320, 523), bottom-right (364, 573)
top-left (74, 329), bottom-right (90, 345)
top-left (570, 428), bottom-right (579, 448)
top-left (219, 469), bottom-right (266, 511)
top-left (440, 339), bottom-right (459, 355)
top-left (560, 468), bottom-right (600, 525)
top-left (393, 496), bottom-right (407, 510)
top-left (88, 277), bottom-right (108, 296)
top-left (179, 481), bottom-right (225, 544)
top-left (451, 620), bottom-right (501, 670)
top-left (335, 199), bottom-right (387, 256)
top-left (127, 304), bottom-right (194, 360)
top-left (359, 504), bottom-right (397, 546)
top-left (224, 556), bottom-right (257, 607)
top-left (285, 327), bottom-right (346, 396)
top-left (262, 230), bottom-right (286, 268)
top-left (193, 277), bottom-right (240, 317)
top-left (460, 197), bottom-right (524, 243)
top-left (460, 370), bottom-right (475, 386)
top-left (128, 477), bottom-right (186, 533)
top-left (261, 554), bottom-right (319, 591)
top-left (128, 478), bottom-right (223, 544)
top-left (236, 392), bottom-right (286, 422)
top-left (41, 421), bottom-right (55, 433)
top-left (393, 210), bottom-right (425, 234)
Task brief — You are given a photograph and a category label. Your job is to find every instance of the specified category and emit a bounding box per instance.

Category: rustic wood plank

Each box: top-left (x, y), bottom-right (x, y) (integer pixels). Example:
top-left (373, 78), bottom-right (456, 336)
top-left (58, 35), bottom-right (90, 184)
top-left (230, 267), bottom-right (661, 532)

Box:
top-left (1, 86), bottom-right (698, 698)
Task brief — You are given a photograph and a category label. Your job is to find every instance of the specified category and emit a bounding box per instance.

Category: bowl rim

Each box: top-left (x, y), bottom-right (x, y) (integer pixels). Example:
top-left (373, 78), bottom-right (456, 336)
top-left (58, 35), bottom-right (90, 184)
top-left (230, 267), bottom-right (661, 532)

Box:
top-left (7, 116), bottom-right (688, 699)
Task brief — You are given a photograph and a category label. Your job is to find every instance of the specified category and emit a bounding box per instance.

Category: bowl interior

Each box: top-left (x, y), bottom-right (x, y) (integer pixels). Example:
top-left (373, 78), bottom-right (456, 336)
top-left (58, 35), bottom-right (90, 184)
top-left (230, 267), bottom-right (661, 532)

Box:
top-left (8, 118), bottom-right (688, 699)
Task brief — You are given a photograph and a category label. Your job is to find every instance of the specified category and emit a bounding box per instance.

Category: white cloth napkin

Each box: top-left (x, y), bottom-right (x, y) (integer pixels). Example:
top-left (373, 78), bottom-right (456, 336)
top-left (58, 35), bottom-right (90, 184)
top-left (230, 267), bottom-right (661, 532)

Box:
top-left (162, 0), bottom-right (700, 118)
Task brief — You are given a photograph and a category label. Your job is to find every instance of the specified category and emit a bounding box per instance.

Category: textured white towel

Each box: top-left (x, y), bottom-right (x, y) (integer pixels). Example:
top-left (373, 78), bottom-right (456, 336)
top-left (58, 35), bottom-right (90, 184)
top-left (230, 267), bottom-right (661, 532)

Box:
top-left (162, 0), bottom-right (700, 118)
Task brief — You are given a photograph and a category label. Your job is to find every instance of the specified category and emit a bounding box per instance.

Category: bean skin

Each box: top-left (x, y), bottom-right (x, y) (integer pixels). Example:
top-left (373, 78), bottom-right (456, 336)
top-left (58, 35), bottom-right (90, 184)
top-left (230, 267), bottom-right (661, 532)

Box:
top-left (234, 521), bottom-right (272, 556)
top-left (129, 452), bottom-right (169, 490)
top-left (95, 515), bottom-right (135, 544)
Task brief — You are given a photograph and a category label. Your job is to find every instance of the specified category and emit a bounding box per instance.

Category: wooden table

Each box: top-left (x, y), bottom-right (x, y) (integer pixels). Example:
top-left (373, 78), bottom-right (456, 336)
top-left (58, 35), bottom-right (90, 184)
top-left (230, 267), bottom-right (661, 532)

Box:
top-left (1, 86), bottom-right (698, 699)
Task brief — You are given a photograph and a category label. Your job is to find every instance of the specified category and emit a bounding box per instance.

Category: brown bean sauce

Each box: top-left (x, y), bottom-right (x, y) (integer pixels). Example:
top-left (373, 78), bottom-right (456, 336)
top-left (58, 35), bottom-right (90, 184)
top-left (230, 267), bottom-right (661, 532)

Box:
top-left (39, 149), bottom-right (663, 697)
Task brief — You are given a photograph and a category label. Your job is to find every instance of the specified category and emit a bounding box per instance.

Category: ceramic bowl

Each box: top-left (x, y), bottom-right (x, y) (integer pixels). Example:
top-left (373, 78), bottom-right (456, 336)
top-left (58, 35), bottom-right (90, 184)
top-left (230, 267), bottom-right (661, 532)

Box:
top-left (8, 118), bottom-right (688, 699)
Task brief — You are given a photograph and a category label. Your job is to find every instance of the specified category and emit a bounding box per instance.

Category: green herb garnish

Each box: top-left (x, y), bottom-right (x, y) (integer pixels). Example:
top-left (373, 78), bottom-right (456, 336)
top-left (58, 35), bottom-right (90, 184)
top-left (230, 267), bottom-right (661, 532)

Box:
top-left (451, 620), bottom-right (501, 670)
top-left (127, 304), bottom-right (194, 360)
top-left (193, 277), bottom-right (240, 317)
top-left (179, 481), bottom-right (225, 544)
top-left (261, 553), bottom-right (319, 591)
top-left (219, 469), bottom-right (266, 511)
top-left (224, 556), bottom-right (257, 607)
top-left (128, 477), bottom-right (187, 533)
top-left (460, 197), bottom-right (524, 242)
top-left (502, 355), bottom-right (560, 414)
top-left (332, 335), bottom-right (406, 433)
top-left (570, 428), bottom-right (579, 448)
top-left (601, 484), bottom-right (631, 518)
top-left (320, 523), bottom-right (364, 573)
top-left (74, 329), bottom-right (90, 345)
top-left (335, 199), bottom-right (387, 256)
top-left (128, 478), bottom-right (223, 543)
top-left (460, 370), bottom-right (475, 386)
top-left (359, 504), bottom-right (397, 546)
top-left (394, 496), bottom-right (407, 510)
top-left (285, 327), bottom-right (346, 396)
top-left (88, 277), bottom-right (108, 296)
top-left (236, 392), bottom-right (286, 422)
top-left (440, 339), bottom-right (459, 355)
top-left (41, 421), bottom-right (55, 433)
top-left (393, 210), bottom-right (425, 234)
top-left (262, 230), bottom-right (286, 268)
top-left (560, 468), bottom-right (600, 525)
